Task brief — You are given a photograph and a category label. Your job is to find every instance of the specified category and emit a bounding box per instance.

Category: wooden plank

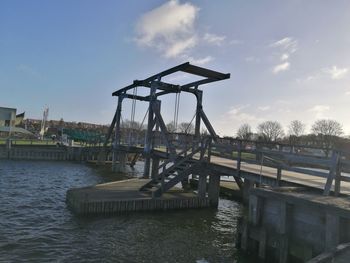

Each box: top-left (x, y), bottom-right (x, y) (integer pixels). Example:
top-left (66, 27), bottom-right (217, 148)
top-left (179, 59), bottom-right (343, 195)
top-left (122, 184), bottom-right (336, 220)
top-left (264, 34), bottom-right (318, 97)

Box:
top-left (258, 228), bottom-right (267, 259)
top-left (325, 213), bottom-right (340, 251)
top-left (249, 195), bottom-right (263, 226)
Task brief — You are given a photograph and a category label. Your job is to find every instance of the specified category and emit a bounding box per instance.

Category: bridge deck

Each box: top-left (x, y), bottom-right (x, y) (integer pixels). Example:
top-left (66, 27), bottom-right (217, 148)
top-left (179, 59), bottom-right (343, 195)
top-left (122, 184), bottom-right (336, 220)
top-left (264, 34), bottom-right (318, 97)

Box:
top-left (210, 155), bottom-right (350, 195)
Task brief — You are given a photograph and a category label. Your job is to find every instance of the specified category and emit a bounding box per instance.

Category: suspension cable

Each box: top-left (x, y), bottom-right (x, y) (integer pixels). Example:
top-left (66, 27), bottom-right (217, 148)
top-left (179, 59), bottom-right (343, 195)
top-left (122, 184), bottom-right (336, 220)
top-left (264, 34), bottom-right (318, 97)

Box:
top-left (184, 110), bottom-right (197, 134)
top-left (138, 107), bottom-right (149, 132)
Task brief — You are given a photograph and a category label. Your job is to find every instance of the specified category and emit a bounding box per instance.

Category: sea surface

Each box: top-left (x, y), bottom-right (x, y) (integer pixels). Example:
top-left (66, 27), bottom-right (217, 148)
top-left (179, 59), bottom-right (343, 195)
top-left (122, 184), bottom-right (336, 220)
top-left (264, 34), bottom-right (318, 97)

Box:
top-left (0, 160), bottom-right (250, 263)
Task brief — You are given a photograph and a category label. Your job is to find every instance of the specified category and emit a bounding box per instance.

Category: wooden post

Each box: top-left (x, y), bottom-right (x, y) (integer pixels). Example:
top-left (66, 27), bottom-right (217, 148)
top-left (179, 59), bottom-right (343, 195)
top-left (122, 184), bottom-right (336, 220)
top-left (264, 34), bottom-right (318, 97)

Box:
top-left (277, 145), bottom-right (283, 186)
top-left (258, 228), bottom-right (267, 260)
top-left (334, 154), bottom-right (342, 196)
top-left (325, 213), bottom-right (339, 251)
top-left (197, 173), bottom-right (207, 198)
top-left (278, 201), bottom-right (291, 263)
top-left (249, 195), bottom-right (263, 226)
top-left (208, 175), bottom-right (220, 207)
top-left (194, 89), bottom-right (202, 150)
top-left (241, 221), bottom-right (249, 251)
top-left (324, 151), bottom-right (340, 196)
top-left (112, 96), bottom-right (123, 172)
top-left (242, 179), bottom-right (254, 204)
top-left (237, 140), bottom-right (242, 177)
top-left (207, 138), bottom-right (212, 162)
top-left (151, 157), bottom-right (160, 179)
top-left (143, 80), bottom-right (157, 178)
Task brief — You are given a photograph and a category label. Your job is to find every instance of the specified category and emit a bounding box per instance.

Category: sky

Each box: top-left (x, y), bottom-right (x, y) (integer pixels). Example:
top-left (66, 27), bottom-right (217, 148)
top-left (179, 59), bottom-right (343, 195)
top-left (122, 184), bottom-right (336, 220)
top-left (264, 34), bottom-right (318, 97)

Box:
top-left (1, 0), bottom-right (350, 136)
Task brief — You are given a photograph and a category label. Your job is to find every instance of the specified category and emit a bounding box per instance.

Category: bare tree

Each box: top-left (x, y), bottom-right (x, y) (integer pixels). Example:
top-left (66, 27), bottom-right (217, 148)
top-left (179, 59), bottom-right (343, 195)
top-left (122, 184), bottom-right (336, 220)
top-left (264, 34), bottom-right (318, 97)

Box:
top-left (166, 121), bottom-right (176, 133)
top-left (311, 119), bottom-right (343, 156)
top-left (178, 122), bottom-right (194, 134)
top-left (201, 128), bottom-right (209, 136)
top-left (236, 123), bottom-right (253, 140)
top-left (257, 121), bottom-right (284, 142)
top-left (288, 120), bottom-right (305, 146)
top-left (289, 120), bottom-right (305, 137)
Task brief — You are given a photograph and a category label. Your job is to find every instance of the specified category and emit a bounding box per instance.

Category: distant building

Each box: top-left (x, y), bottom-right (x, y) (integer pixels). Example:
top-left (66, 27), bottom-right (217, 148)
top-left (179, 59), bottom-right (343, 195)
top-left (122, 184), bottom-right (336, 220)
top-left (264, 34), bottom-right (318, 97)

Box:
top-left (0, 107), bottom-right (16, 128)
top-left (0, 107), bottom-right (32, 137)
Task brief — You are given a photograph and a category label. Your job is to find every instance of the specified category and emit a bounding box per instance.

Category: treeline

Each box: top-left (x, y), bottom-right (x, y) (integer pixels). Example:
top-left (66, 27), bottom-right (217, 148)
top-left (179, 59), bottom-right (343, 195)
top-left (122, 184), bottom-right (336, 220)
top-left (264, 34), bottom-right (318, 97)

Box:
top-left (235, 119), bottom-right (350, 155)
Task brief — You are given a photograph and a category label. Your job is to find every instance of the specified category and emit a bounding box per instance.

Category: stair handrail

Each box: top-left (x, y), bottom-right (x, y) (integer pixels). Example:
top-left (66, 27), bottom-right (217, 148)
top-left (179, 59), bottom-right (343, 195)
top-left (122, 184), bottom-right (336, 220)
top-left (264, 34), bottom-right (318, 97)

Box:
top-left (157, 136), bottom-right (210, 173)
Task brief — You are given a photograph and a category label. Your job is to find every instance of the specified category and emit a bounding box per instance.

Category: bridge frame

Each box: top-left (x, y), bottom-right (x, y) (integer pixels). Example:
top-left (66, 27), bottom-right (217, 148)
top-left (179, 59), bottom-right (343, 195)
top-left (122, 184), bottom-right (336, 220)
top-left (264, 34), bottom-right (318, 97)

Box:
top-left (107, 62), bottom-right (230, 178)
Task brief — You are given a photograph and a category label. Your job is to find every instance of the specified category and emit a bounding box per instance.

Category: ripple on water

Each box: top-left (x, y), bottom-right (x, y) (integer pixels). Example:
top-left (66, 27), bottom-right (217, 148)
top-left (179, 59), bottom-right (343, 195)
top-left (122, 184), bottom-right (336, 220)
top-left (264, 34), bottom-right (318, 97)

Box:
top-left (0, 160), bottom-right (247, 263)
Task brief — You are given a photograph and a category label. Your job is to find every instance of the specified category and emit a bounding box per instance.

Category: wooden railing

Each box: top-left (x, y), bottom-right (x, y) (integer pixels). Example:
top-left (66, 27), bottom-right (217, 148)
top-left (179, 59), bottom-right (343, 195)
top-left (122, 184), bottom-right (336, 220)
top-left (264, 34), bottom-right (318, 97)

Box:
top-left (210, 137), bottom-right (350, 196)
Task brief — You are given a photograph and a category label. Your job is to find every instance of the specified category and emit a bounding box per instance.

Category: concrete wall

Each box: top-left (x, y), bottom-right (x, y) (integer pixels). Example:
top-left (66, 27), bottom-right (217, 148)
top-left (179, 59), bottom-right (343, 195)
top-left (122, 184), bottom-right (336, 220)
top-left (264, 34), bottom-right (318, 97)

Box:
top-left (0, 145), bottom-right (99, 161)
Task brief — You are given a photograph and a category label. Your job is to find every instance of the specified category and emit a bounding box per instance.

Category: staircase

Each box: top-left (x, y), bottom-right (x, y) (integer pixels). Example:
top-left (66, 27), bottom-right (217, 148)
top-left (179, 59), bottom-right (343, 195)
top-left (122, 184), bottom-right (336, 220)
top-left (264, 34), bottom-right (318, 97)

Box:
top-left (140, 138), bottom-right (210, 198)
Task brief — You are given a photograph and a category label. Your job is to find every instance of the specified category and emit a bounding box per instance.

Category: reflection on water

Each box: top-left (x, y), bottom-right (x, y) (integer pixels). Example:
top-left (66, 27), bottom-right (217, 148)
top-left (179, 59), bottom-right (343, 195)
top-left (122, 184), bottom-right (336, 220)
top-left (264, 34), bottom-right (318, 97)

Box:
top-left (0, 160), bottom-right (248, 262)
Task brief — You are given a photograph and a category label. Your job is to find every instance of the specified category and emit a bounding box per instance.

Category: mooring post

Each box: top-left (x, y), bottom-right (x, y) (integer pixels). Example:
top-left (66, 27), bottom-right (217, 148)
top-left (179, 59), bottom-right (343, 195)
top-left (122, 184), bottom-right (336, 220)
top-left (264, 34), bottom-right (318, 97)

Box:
top-left (208, 175), bottom-right (220, 207)
top-left (6, 138), bottom-right (11, 159)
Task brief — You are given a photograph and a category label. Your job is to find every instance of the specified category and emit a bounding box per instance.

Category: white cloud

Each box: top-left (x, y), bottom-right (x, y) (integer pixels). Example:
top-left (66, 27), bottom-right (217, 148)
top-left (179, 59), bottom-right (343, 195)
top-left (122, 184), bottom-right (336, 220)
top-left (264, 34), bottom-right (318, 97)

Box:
top-left (273, 62), bottom-right (290, 74)
top-left (323, 66), bottom-right (348, 80)
top-left (308, 105), bottom-right (330, 119)
top-left (270, 37), bottom-right (298, 53)
top-left (135, 0), bottom-right (199, 58)
top-left (186, 55), bottom-right (213, 65)
top-left (270, 37), bottom-right (297, 75)
top-left (345, 91), bottom-right (350, 95)
top-left (216, 105), bottom-right (265, 136)
top-left (226, 105), bottom-right (261, 122)
top-left (258, 106), bottom-right (270, 111)
top-left (280, 53), bottom-right (289, 61)
top-left (164, 36), bottom-right (197, 58)
top-left (203, 33), bottom-right (226, 46)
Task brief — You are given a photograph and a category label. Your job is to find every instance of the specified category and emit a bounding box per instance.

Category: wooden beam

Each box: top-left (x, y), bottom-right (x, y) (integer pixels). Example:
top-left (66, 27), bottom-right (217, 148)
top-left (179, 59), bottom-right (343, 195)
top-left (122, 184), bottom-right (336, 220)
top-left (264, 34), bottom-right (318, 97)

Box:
top-left (324, 151), bottom-right (340, 195)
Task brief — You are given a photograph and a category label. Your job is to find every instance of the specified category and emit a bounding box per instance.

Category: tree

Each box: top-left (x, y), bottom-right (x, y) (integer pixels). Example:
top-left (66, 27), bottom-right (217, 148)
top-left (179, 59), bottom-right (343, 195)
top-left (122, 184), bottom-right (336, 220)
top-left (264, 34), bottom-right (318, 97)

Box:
top-left (236, 123), bottom-right (253, 140)
top-left (311, 119), bottom-right (343, 137)
top-left (178, 122), bottom-right (194, 134)
top-left (311, 119), bottom-right (343, 156)
top-left (288, 120), bottom-right (305, 137)
top-left (166, 121), bottom-right (176, 133)
top-left (257, 121), bottom-right (284, 142)
top-left (288, 120), bottom-right (305, 146)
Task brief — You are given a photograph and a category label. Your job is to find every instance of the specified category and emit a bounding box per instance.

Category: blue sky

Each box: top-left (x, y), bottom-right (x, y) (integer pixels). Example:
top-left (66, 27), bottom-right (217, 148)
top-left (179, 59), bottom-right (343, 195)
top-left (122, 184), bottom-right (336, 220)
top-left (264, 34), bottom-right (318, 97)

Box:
top-left (1, 0), bottom-right (350, 136)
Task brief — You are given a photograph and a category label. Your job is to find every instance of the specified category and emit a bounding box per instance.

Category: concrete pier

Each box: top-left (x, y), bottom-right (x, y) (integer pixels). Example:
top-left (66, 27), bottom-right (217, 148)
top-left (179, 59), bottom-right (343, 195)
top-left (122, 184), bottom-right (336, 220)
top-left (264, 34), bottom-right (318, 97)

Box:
top-left (66, 179), bottom-right (210, 215)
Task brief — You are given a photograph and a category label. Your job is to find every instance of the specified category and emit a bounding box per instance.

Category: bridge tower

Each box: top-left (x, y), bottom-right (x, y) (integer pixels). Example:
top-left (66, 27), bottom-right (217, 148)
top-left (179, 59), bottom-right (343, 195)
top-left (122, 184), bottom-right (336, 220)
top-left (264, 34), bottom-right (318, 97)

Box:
top-left (104, 62), bottom-right (230, 201)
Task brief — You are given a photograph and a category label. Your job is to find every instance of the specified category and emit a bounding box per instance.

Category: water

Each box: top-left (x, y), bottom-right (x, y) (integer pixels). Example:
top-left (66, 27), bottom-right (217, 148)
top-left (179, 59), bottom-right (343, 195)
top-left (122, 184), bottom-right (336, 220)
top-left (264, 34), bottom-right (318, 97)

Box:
top-left (0, 160), bottom-right (248, 263)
